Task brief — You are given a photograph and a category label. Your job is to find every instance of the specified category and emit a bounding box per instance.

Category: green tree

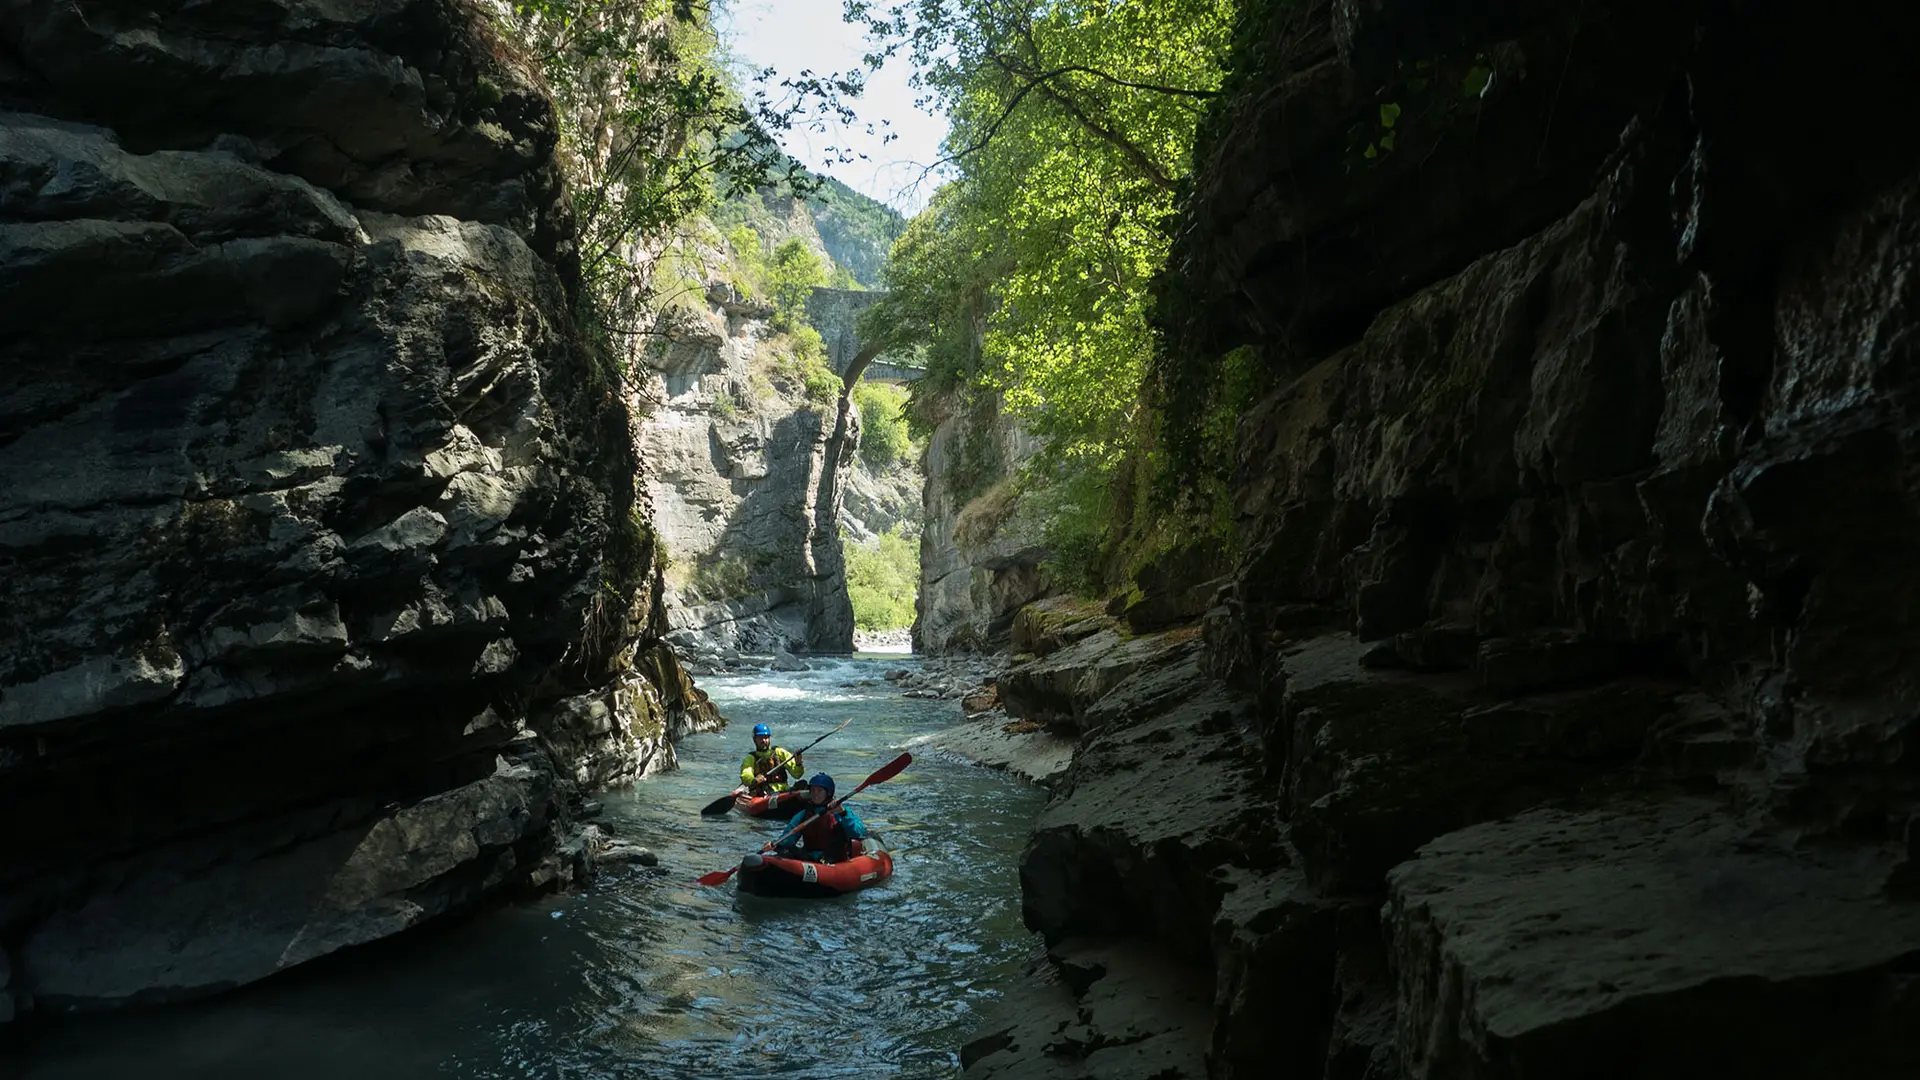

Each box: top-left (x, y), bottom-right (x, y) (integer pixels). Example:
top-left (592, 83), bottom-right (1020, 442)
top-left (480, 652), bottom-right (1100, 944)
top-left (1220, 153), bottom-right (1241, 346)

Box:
top-left (765, 238), bottom-right (829, 328)
top-left (503, 0), bottom-right (864, 328)
top-left (856, 184), bottom-right (1002, 450)
top-left (849, 0), bottom-right (1236, 591)
top-left (853, 380), bottom-right (912, 469)
top-left (844, 525), bottom-right (920, 630)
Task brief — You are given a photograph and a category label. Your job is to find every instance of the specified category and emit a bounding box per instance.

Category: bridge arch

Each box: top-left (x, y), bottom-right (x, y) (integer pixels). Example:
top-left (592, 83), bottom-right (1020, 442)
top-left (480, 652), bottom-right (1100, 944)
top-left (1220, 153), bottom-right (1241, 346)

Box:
top-left (803, 286), bottom-right (926, 388)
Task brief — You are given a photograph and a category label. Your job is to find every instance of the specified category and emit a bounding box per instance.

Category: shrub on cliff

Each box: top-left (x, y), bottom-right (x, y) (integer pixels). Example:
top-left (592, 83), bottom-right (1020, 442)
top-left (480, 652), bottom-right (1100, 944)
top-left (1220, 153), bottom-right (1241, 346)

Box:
top-left (754, 327), bottom-right (842, 407)
top-left (845, 525), bottom-right (919, 631)
top-left (853, 380), bottom-right (912, 470)
top-left (766, 238), bottom-right (829, 329)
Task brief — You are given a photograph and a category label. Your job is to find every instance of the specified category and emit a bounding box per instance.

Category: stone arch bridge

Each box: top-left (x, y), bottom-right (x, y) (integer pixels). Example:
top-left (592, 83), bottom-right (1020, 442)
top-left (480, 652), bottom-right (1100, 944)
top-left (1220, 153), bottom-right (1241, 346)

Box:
top-left (804, 287), bottom-right (926, 386)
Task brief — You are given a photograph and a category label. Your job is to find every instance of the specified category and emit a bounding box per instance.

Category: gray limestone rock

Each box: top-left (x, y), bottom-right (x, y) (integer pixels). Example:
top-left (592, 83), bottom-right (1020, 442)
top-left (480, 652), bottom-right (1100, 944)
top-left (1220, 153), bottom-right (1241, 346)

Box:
top-left (903, 708), bottom-right (1076, 788)
top-left (1019, 639), bottom-right (1274, 963)
top-left (1388, 800), bottom-right (1920, 1079)
top-left (636, 288), bottom-right (855, 654)
top-left (1009, 597), bottom-right (1117, 657)
top-left (999, 629), bottom-right (1201, 732)
top-left (20, 767), bottom-right (550, 1014)
top-left (915, 385), bottom-right (1053, 653)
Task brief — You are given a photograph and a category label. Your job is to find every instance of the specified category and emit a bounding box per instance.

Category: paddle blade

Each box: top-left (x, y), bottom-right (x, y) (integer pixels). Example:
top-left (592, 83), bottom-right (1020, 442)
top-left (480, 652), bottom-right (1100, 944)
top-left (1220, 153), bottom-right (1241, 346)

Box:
top-left (855, 751), bottom-right (912, 793)
top-left (699, 791), bottom-right (740, 817)
top-left (695, 866), bottom-right (738, 887)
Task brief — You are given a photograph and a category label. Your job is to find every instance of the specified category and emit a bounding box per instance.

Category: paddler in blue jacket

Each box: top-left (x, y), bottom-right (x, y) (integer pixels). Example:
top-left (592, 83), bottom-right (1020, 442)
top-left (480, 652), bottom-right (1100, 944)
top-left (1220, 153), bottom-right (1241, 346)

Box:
top-left (775, 773), bottom-right (868, 863)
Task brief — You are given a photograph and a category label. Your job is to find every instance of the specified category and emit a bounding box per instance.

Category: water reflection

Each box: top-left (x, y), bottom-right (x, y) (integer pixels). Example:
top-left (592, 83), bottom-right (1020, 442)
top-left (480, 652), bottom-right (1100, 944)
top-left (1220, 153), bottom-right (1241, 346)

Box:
top-left (14, 656), bottom-right (1042, 1080)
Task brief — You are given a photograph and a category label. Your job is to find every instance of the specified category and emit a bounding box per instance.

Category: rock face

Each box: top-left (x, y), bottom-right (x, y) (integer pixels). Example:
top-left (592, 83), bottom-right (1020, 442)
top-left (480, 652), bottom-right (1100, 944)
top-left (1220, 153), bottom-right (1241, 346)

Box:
top-left (841, 451), bottom-right (920, 545)
top-left (638, 288), bottom-right (856, 658)
top-left (0, 0), bottom-right (717, 1023)
top-left (971, 0), bottom-right (1920, 1076)
top-left (916, 385), bottom-right (1053, 652)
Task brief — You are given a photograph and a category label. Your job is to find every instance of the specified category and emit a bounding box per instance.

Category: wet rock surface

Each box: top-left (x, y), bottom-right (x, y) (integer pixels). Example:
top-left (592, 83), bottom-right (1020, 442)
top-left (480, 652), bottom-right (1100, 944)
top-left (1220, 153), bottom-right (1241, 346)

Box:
top-left (888, 652), bottom-right (1077, 785)
top-left (19, 761), bottom-right (556, 1011)
top-left (1388, 799), bottom-right (1920, 1079)
top-left (904, 708), bottom-right (1075, 789)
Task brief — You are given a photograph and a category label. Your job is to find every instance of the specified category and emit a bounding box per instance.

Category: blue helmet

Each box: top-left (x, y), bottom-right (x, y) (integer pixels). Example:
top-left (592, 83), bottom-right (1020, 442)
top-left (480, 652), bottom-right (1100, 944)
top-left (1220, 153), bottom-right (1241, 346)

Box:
top-left (810, 773), bottom-right (835, 798)
top-left (753, 723), bottom-right (771, 738)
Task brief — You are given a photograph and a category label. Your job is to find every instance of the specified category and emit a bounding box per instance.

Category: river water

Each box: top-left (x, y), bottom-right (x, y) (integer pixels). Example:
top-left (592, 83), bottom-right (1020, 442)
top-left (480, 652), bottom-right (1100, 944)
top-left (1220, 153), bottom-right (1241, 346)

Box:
top-left (14, 656), bottom-right (1044, 1080)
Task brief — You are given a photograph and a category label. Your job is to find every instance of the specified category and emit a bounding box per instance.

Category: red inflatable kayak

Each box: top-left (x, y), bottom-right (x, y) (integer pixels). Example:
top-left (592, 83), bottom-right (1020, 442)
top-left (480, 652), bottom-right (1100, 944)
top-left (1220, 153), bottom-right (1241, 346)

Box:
top-left (734, 788), bottom-right (811, 818)
top-left (736, 843), bottom-right (894, 898)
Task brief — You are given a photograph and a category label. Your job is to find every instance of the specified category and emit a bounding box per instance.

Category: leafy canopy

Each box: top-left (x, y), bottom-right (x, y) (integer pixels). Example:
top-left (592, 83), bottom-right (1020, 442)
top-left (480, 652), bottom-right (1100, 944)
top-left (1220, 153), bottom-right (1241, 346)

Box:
top-left (765, 238), bottom-right (830, 327)
top-left (852, 380), bottom-right (913, 470)
top-left (850, 0), bottom-right (1235, 590)
top-left (844, 524), bottom-right (920, 630)
top-left (504, 0), bottom-right (872, 327)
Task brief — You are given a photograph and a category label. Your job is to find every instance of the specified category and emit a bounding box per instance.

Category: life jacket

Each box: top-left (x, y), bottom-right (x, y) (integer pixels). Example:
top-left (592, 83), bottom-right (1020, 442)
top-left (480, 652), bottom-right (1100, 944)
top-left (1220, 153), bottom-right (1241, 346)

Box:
top-left (792, 808), bottom-right (853, 860)
top-left (749, 748), bottom-right (797, 782)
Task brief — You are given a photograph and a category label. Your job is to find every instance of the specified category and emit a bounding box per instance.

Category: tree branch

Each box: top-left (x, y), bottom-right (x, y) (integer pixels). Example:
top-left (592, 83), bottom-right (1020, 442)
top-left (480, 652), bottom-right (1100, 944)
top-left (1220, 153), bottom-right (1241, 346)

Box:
top-left (1015, 62), bottom-right (1217, 100)
top-left (983, 53), bottom-right (1177, 192)
top-left (925, 71), bottom-right (1056, 172)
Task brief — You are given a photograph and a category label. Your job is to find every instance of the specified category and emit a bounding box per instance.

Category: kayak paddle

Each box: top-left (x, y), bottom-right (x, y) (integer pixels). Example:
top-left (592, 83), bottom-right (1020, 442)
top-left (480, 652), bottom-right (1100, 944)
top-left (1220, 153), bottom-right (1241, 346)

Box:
top-left (695, 751), bottom-right (911, 886)
top-left (698, 717), bottom-right (855, 817)
top-left (699, 788), bottom-right (749, 818)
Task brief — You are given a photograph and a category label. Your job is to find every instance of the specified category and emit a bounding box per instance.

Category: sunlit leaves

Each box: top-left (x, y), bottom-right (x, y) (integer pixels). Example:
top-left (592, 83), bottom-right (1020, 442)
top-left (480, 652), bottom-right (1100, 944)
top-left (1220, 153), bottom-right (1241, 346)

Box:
top-left (858, 0), bottom-right (1233, 489)
top-left (503, 0), bottom-right (842, 322)
top-left (764, 238), bottom-right (830, 329)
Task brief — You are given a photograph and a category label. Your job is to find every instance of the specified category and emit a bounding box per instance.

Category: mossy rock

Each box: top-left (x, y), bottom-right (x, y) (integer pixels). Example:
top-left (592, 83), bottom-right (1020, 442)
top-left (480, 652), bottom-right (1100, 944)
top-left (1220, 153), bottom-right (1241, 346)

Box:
top-left (1010, 596), bottom-right (1117, 657)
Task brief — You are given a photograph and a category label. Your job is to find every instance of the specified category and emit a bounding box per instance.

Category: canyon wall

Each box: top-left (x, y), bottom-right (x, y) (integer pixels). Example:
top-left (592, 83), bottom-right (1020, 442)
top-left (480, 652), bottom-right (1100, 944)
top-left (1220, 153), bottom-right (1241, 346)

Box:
top-left (0, 0), bottom-right (716, 1024)
top-left (638, 284), bottom-right (858, 661)
top-left (636, 212), bottom-right (915, 667)
top-left (965, 0), bottom-right (1920, 1076)
top-left (915, 385), bottom-right (1052, 653)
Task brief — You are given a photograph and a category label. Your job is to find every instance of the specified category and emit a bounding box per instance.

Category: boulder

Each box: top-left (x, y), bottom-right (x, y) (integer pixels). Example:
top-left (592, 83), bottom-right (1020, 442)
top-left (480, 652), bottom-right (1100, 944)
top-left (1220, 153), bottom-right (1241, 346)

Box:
top-left (1009, 597), bottom-right (1118, 657)
top-left (19, 764), bottom-right (551, 1014)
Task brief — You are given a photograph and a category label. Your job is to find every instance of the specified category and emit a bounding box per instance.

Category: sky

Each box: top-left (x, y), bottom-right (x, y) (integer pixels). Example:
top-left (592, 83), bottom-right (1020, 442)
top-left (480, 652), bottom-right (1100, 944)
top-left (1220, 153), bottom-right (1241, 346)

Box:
top-left (717, 0), bottom-right (952, 217)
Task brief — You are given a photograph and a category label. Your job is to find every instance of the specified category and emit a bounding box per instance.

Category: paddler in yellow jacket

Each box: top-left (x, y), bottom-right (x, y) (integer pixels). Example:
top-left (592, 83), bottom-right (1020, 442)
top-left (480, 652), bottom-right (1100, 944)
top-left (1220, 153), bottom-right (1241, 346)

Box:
top-left (740, 723), bottom-right (804, 797)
